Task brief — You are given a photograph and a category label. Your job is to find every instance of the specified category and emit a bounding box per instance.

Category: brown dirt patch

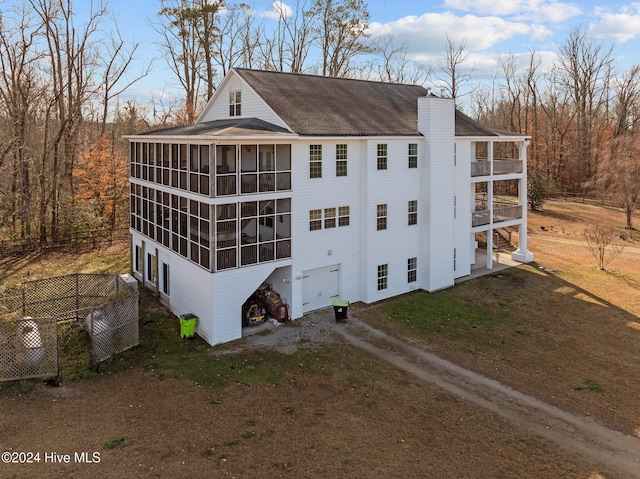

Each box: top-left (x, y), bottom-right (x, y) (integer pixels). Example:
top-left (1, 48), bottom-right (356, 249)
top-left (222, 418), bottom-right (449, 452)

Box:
top-left (1, 201), bottom-right (639, 478)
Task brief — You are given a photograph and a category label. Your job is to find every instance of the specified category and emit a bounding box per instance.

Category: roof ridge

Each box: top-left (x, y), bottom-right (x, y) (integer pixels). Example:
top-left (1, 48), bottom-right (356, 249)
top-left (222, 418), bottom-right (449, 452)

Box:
top-left (234, 67), bottom-right (426, 89)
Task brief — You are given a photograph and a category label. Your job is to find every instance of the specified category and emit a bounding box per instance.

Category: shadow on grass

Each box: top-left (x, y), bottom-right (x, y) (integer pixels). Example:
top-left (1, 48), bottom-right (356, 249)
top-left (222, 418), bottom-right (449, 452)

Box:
top-left (359, 263), bottom-right (640, 435)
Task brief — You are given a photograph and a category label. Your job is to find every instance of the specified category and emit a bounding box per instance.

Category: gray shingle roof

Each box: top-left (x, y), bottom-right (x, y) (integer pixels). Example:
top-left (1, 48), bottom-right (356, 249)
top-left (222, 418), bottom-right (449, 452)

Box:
top-left (135, 117), bottom-right (293, 137)
top-left (133, 70), bottom-right (523, 139)
top-left (454, 110), bottom-right (498, 137)
top-left (235, 68), bottom-right (427, 136)
top-left (235, 69), bottom-right (515, 138)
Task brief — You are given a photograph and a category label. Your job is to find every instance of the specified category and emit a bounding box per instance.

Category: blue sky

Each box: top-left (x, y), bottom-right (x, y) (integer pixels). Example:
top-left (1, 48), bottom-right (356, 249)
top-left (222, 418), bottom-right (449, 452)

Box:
top-left (23, 0), bottom-right (640, 97)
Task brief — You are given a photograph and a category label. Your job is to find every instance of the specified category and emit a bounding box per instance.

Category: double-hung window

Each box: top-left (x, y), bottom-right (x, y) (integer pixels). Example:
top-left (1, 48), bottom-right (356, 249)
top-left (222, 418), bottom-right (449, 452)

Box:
top-left (338, 206), bottom-right (350, 226)
top-left (310, 209), bottom-right (322, 230)
top-left (336, 144), bottom-right (347, 176)
top-left (377, 144), bottom-right (387, 170)
top-left (377, 204), bottom-right (387, 231)
top-left (310, 145), bottom-right (322, 178)
top-left (408, 143), bottom-right (418, 168)
top-left (408, 257), bottom-right (417, 283)
top-left (324, 208), bottom-right (336, 228)
top-left (229, 91), bottom-right (241, 116)
top-left (378, 264), bottom-right (388, 290)
top-left (408, 200), bottom-right (418, 225)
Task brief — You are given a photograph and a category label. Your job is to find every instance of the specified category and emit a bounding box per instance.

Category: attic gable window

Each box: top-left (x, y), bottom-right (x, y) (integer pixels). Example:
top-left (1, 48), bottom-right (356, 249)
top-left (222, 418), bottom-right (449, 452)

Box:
top-left (229, 91), bottom-right (241, 116)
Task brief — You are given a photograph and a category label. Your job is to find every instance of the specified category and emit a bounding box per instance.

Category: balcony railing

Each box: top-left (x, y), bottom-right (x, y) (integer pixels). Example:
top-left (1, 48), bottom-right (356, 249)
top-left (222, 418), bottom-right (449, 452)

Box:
top-left (228, 172), bottom-right (293, 195)
top-left (493, 205), bottom-right (522, 223)
top-left (472, 205), bottom-right (522, 227)
top-left (472, 209), bottom-right (490, 227)
top-left (471, 159), bottom-right (523, 177)
top-left (494, 160), bottom-right (523, 174)
top-left (471, 161), bottom-right (490, 177)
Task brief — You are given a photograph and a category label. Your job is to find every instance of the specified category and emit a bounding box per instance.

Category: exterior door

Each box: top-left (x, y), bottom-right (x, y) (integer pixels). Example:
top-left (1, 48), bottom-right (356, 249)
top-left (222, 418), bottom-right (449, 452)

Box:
top-left (302, 265), bottom-right (340, 313)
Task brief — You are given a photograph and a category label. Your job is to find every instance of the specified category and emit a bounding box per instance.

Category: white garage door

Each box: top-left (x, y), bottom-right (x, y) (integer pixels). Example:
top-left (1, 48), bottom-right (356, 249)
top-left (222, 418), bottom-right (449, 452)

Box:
top-left (302, 265), bottom-right (340, 313)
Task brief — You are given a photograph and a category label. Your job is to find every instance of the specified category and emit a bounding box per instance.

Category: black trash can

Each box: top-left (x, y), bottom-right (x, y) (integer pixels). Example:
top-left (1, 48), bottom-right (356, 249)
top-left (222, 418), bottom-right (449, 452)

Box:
top-left (333, 299), bottom-right (349, 323)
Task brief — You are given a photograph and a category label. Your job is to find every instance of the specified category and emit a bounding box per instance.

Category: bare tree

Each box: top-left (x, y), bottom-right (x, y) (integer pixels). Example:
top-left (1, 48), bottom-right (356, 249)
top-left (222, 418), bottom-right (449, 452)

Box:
top-left (538, 71), bottom-right (574, 188)
top-left (261, 0), bottom-right (318, 73)
top-left (0, 0), bottom-right (144, 244)
top-left (156, 0), bottom-right (222, 122)
top-left (0, 4), bottom-right (45, 238)
top-left (584, 223), bottom-right (624, 270)
top-left (97, 26), bottom-right (151, 136)
top-left (213, 3), bottom-right (262, 75)
top-left (365, 34), bottom-right (430, 84)
top-left (30, 0), bottom-right (107, 242)
top-left (312, 0), bottom-right (370, 77)
top-left (554, 27), bottom-right (614, 185)
top-left (434, 36), bottom-right (475, 101)
top-left (611, 65), bottom-right (640, 138)
top-left (588, 134), bottom-right (640, 230)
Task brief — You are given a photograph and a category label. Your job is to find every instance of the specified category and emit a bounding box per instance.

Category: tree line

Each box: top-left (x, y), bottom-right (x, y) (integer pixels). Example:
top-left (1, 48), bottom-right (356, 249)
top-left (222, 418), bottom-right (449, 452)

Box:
top-left (1, 0), bottom-right (639, 248)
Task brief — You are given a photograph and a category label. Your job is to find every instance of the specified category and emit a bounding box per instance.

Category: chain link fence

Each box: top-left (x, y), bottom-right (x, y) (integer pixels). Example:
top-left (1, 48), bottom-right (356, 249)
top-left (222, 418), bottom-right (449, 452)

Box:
top-left (0, 274), bottom-right (138, 382)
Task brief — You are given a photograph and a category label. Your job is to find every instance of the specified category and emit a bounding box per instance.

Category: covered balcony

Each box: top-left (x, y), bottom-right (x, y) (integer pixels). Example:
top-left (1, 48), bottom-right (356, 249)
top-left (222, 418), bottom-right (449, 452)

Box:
top-left (472, 181), bottom-right (522, 227)
top-left (470, 140), bottom-right (525, 178)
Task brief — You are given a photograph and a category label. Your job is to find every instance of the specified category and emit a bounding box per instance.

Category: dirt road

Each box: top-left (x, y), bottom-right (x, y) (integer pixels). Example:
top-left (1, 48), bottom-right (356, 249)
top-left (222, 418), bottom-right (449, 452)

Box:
top-left (244, 310), bottom-right (640, 478)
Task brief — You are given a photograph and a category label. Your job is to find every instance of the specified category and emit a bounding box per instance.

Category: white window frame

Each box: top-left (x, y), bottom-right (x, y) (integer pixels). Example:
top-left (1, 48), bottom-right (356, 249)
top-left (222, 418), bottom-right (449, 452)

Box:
top-left (336, 144), bottom-right (348, 177)
top-left (229, 91), bottom-right (241, 116)
top-left (408, 257), bottom-right (417, 283)
top-left (408, 200), bottom-right (418, 225)
top-left (377, 144), bottom-right (387, 170)
top-left (408, 143), bottom-right (418, 168)
top-left (377, 264), bottom-right (388, 290)
top-left (377, 204), bottom-right (387, 231)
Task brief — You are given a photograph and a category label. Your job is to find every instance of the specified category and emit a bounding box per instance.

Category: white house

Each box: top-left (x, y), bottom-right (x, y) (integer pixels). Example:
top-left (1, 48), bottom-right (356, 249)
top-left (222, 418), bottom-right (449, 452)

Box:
top-left (125, 68), bottom-right (534, 346)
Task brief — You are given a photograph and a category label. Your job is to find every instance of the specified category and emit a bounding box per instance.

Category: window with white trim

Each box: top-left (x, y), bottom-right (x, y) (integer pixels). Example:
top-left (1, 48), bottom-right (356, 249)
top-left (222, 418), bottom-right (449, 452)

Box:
top-left (309, 206), bottom-right (350, 230)
top-left (377, 204), bottom-right (387, 231)
top-left (161, 262), bottom-right (170, 295)
top-left (134, 245), bottom-right (143, 274)
top-left (408, 257), bottom-right (417, 283)
top-left (229, 91), bottom-right (241, 116)
top-left (377, 144), bottom-right (387, 170)
top-left (408, 200), bottom-right (417, 225)
top-left (324, 207), bottom-right (336, 228)
top-left (378, 264), bottom-right (388, 290)
top-left (336, 144), bottom-right (347, 176)
top-left (310, 145), bottom-right (322, 178)
top-left (147, 252), bottom-right (158, 285)
top-left (310, 209), bottom-right (322, 231)
top-left (408, 143), bottom-right (418, 168)
top-left (338, 206), bottom-right (350, 226)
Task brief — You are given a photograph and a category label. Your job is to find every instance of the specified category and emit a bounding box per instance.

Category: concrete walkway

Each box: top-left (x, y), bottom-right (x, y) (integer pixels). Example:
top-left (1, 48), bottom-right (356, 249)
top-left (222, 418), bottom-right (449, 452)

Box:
top-left (460, 248), bottom-right (522, 282)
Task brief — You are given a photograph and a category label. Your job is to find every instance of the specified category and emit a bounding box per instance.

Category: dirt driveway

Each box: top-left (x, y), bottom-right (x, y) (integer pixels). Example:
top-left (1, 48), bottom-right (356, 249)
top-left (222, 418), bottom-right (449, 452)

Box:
top-left (240, 306), bottom-right (640, 478)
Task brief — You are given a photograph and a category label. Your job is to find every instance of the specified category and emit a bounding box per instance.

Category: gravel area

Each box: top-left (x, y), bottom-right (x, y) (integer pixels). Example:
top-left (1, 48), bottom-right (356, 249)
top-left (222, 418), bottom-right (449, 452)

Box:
top-left (224, 304), bottom-right (371, 354)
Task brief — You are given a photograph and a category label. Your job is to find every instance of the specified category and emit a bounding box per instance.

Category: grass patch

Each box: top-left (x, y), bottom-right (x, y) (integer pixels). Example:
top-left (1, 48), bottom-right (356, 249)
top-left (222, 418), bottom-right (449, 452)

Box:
top-left (375, 272), bottom-right (532, 340)
top-left (97, 297), bottom-right (303, 390)
top-left (575, 379), bottom-right (602, 392)
top-left (104, 438), bottom-right (127, 450)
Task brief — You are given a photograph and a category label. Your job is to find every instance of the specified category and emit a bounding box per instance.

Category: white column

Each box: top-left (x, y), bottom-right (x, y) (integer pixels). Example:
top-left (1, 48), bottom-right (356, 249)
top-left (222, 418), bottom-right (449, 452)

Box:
top-left (486, 179), bottom-right (493, 270)
top-left (512, 141), bottom-right (534, 263)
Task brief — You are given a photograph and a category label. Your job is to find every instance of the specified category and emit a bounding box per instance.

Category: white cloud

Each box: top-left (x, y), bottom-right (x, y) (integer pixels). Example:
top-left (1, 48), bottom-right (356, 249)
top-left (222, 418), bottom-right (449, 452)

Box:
top-left (367, 11), bottom-right (532, 56)
top-left (261, 1), bottom-right (293, 20)
top-left (442, 0), bottom-right (582, 23)
top-left (591, 3), bottom-right (640, 43)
